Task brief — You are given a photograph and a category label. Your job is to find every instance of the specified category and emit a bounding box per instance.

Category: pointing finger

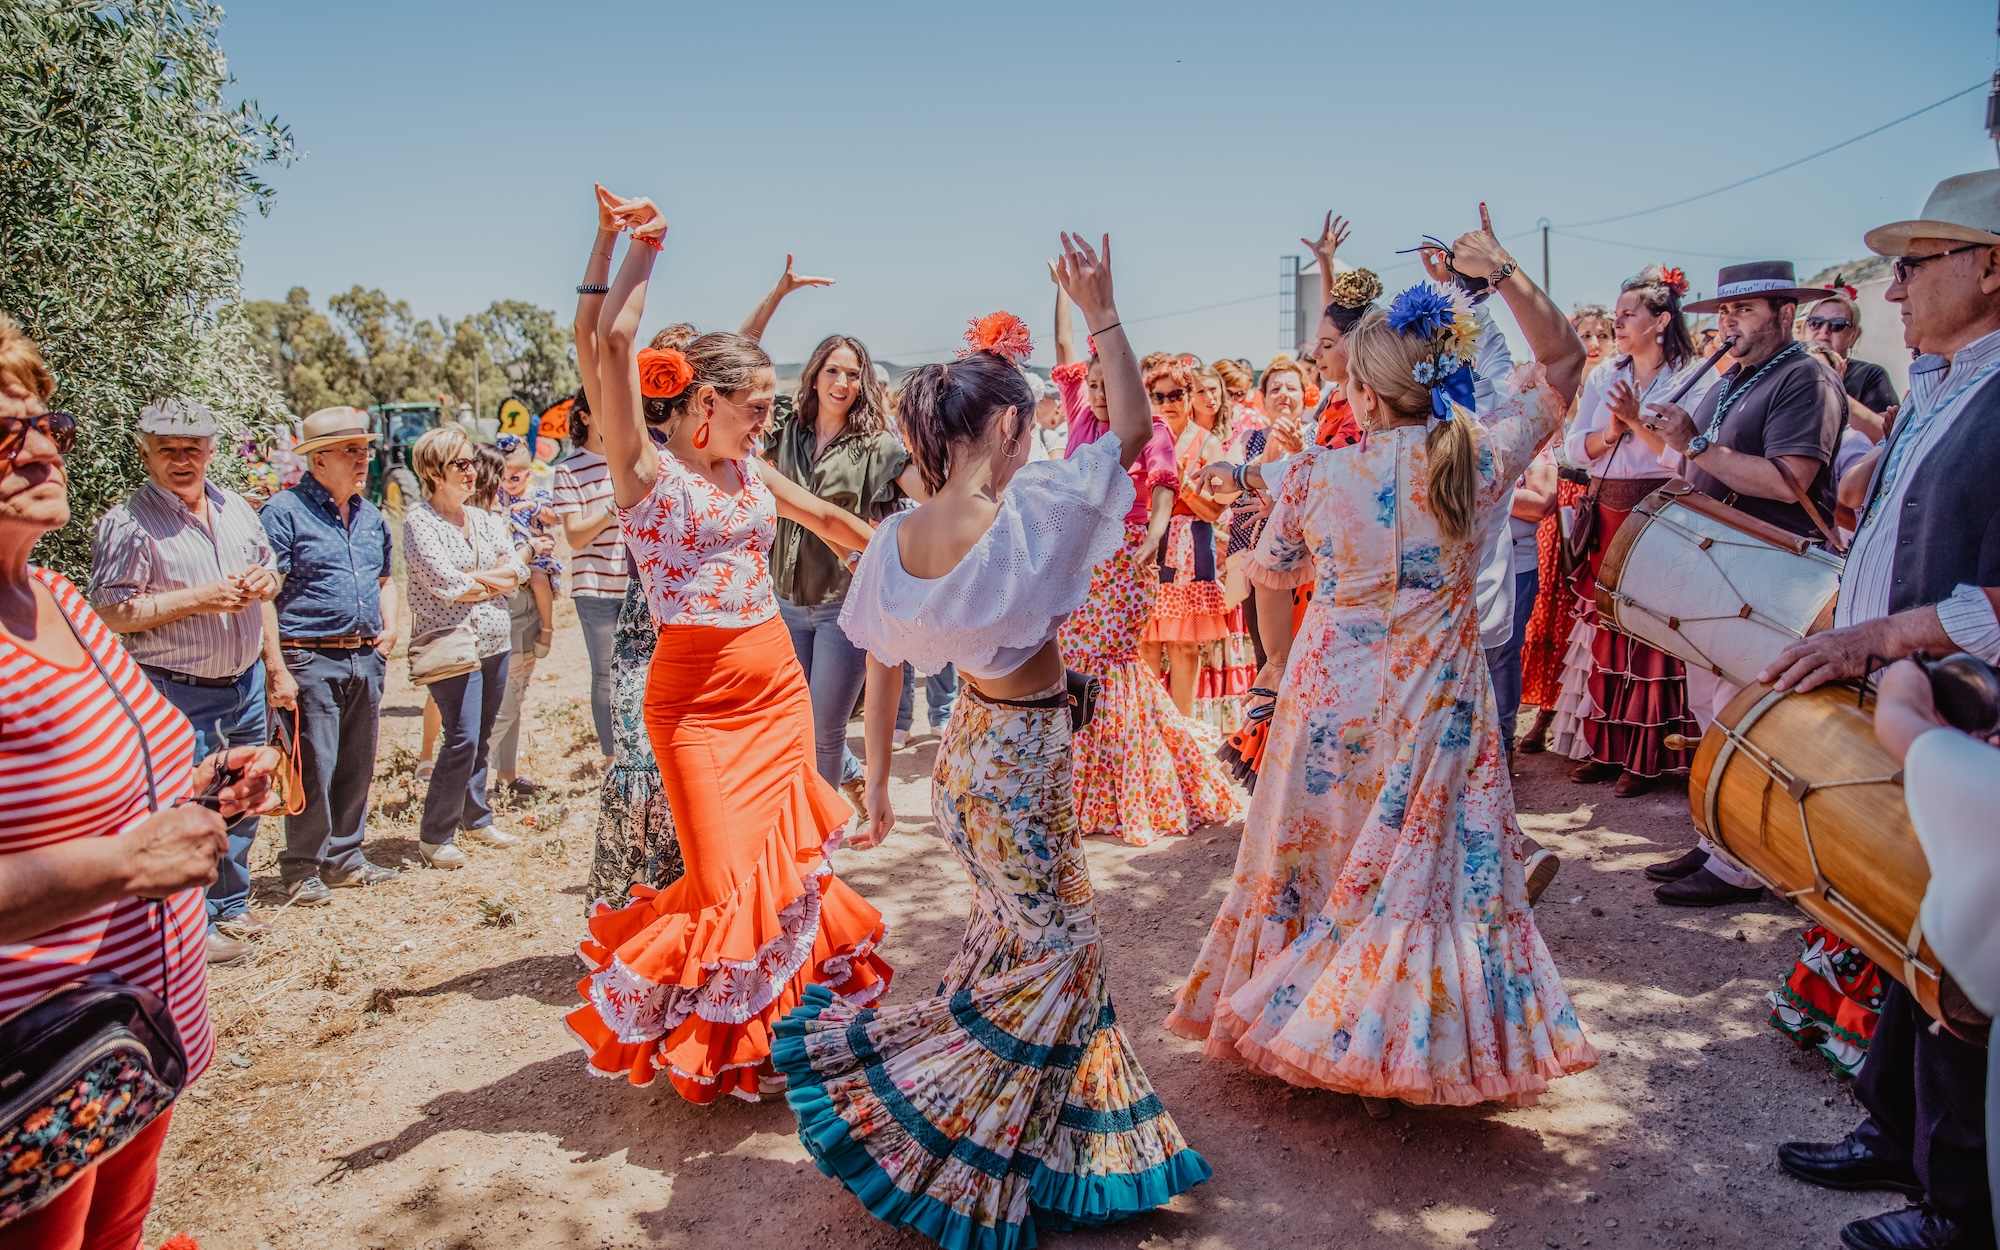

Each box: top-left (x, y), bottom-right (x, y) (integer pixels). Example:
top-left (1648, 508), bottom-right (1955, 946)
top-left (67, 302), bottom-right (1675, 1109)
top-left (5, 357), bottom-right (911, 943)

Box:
top-left (1479, 201), bottom-right (1494, 234)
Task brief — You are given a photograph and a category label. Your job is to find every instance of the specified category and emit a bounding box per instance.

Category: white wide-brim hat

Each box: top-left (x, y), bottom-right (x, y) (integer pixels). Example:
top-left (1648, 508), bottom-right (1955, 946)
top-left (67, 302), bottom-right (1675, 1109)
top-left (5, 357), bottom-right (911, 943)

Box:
top-left (293, 406), bottom-right (378, 455)
top-left (1865, 170), bottom-right (2000, 256)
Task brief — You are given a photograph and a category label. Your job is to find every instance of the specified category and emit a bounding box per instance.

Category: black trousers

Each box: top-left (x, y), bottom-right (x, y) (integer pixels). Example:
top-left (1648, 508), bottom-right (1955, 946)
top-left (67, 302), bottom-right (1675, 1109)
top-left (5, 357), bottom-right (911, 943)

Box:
top-left (1854, 981), bottom-right (1992, 1239)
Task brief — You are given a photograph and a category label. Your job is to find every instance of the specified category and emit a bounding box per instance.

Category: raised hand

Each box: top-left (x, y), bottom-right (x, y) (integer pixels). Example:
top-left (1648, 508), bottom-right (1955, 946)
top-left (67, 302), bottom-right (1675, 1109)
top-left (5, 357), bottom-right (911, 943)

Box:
top-left (594, 183), bottom-right (627, 233)
top-left (1301, 212), bottom-right (1352, 267)
top-left (599, 188), bottom-right (664, 242)
top-left (1051, 232), bottom-right (1118, 328)
top-left (1447, 203), bottom-right (1515, 283)
top-left (777, 253), bottom-right (834, 296)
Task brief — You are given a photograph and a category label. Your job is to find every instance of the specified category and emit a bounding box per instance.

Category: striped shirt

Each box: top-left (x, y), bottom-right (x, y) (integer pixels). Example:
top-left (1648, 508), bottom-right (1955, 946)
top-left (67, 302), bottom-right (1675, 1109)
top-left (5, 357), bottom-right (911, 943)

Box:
top-left (552, 450), bottom-right (628, 598)
top-left (88, 478), bottom-right (273, 679)
top-left (0, 570), bottom-right (214, 1081)
top-left (1838, 326), bottom-right (2000, 634)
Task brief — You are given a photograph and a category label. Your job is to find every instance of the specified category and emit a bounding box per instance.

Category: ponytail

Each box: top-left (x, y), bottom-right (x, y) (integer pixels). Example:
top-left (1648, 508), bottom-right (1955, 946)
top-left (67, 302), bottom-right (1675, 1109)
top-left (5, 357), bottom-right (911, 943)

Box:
top-left (1346, 308), bottom-right (1480, 542)
top-left (1423, 412), bottom-right (1479, 543)
top-left (895, 352), bottom-right (1034, 494)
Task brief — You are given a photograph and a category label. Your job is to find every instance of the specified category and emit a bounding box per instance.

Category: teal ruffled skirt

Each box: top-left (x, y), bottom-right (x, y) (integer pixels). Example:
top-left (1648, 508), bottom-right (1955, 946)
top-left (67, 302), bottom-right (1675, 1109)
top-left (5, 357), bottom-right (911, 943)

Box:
top-left (774, 690), bottom-right (1210, 1250)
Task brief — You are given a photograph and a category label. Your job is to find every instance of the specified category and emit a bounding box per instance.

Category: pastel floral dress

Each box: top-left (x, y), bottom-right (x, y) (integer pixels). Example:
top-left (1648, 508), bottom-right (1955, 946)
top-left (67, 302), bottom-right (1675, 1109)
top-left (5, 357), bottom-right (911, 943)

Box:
top-left (1166, 374), bottom-right (1598, 1106)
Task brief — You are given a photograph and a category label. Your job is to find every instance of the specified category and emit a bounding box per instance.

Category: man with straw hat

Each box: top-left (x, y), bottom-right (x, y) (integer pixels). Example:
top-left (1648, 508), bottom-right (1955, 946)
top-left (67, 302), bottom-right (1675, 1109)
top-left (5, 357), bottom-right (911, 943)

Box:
top-left (1758, 169), bottom-right (2000, 1250)
top-left (258, 407), bottom-right (404, 907)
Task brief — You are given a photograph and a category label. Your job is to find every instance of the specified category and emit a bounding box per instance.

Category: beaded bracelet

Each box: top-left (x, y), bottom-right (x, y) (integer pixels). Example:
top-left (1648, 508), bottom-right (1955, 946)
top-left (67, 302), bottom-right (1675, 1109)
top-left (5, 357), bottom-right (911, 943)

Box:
top-left (630, 232), bottom-right (664, 252)
top-left (575, 283), bottom-right (609, 295)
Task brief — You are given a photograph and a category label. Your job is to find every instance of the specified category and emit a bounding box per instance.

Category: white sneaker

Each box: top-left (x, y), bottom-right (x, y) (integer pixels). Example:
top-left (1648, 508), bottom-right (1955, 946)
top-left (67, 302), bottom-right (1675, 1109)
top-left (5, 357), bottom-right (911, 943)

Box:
top-left (418, 841), bottom-right (467, 870)
top-left (414, 759), bottom-right (434, 782)
top-left (461, 824), bottom-right (520, 847)
top-left (892, 729), bottom-right (909, 749)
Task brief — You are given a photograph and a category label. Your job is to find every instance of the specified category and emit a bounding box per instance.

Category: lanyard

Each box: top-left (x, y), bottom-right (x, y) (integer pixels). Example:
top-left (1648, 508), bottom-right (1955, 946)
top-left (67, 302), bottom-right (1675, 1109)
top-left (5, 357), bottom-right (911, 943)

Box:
top-left (1704, 342), bottom-right (1802, 438)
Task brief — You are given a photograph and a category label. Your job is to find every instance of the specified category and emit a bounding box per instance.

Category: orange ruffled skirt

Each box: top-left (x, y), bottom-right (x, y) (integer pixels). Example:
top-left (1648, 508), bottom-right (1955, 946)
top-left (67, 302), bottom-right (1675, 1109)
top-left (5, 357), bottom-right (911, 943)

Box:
top-left (566, 614), bottom-right (891, 1103)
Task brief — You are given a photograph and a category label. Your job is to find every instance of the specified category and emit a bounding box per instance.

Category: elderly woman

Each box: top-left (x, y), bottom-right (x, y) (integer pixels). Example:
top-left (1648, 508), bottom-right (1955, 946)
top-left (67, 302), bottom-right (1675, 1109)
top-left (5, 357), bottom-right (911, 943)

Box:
top-left (0, 314), bottom-right (274, 1245)
top-left (402, 425), bottom-right (527, 869)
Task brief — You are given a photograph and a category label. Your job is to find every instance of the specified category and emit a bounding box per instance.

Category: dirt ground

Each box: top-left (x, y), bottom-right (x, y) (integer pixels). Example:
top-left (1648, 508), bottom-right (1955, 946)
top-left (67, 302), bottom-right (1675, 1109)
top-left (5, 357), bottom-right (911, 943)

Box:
top-left (144, 607), bottom-right (1890, 1250)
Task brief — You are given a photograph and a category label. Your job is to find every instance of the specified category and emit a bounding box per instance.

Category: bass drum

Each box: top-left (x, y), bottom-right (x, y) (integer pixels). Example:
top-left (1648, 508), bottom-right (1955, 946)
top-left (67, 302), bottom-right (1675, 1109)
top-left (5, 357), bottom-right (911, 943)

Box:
top-left (1687, 680), bottom-right (1945, 1021)
top-left (1596, 482), bottom-right (1843, 688)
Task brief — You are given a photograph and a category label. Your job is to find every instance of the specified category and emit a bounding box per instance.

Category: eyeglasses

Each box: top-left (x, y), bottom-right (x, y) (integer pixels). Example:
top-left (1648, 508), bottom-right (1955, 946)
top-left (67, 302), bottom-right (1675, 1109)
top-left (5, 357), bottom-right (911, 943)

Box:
top-left (1804, 316), bottom-right (1853, 333)
top-left (1148, 388), bottom-right (1188, 405)
top-left (0, 411), bottom-right (77, 465)
top-left (445, 457), bottom-right (478, 472)
top-left (1893, 242), bottom-right (1990, 284)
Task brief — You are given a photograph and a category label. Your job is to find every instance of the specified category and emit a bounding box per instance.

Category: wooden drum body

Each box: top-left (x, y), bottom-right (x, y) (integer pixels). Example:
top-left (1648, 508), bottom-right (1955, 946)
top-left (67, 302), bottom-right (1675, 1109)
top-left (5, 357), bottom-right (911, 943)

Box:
top-left (1687, 681), bottom-right (1943, 1020)
top-left (1596, 482), bottom-right (1843, 687)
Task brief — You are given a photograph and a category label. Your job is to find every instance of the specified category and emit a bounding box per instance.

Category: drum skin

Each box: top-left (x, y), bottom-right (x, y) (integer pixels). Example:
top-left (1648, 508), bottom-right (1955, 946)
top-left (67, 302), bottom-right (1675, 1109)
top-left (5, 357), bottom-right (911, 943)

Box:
top-left (1596, 483), bottom-right (1843, 688)
top-left (1688, 681), bottom-right (1942, 1020)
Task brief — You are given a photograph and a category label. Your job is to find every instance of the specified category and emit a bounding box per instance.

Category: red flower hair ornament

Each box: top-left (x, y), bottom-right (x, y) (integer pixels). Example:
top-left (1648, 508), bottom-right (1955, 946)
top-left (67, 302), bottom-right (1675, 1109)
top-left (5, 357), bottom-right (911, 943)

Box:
top-left (638, 347), bottom-right (694, 399)
top-left (1658, 266), bottom-right (1689, 297)
top-left (960, 311), bottom-right (1034, 365)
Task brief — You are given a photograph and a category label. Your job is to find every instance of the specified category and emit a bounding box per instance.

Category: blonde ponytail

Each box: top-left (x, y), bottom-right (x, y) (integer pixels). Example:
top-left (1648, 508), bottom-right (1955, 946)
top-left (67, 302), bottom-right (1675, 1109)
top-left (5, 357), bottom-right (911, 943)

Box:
top-left (1423, 411), bottom-right (1479, 542)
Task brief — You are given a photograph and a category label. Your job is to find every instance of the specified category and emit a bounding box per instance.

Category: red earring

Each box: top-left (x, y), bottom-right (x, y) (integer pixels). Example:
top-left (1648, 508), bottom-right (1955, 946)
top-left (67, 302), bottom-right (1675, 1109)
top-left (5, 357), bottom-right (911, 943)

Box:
top-left (693, 421), bottom-right (710, 449)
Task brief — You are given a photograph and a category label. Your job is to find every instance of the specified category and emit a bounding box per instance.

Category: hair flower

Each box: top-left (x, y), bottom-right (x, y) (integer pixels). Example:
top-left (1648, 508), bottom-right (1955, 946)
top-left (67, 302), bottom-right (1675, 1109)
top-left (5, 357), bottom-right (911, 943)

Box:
top-left (638, 347), bottom-right (694, 399)
top-left (960, 311), bottom-right (1034, 364)
top-left (1386, 281), bottom-right (1464, 339)
top-left (1659, 266), bottom-right (1689, 296)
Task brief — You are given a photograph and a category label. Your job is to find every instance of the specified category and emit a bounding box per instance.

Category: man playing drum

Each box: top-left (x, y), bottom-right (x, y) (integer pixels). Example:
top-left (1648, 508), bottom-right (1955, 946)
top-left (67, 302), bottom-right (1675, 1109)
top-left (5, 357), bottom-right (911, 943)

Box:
top-left (1757, 171), bottom-right (2000, 1250)
top-left (1635, 260), bottom-right (1848, 907)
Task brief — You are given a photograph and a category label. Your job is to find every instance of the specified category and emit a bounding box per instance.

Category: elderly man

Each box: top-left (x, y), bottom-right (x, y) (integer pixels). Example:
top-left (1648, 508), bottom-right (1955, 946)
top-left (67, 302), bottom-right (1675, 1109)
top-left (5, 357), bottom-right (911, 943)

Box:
top-left (258, 407), bottom-right (402, 905)
top-left (88, 398), bottom-right (290, 965)
top-left (1636, 260), bottom-right (1849, 907)
top-left (1752, 171), bottom-right (2000, 1250)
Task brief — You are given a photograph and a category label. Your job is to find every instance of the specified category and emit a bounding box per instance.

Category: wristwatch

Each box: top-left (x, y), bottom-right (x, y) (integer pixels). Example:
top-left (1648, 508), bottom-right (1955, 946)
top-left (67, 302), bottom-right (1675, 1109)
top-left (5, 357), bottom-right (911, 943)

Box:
top-left (1488, 261), bottom-right (1517, 287)
top-left (1684, 434), bottom-right (1712, 458)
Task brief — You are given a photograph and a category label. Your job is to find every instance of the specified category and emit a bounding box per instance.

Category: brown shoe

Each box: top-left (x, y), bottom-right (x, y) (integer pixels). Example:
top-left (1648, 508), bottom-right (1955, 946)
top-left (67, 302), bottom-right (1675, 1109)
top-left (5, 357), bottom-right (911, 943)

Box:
top-left (205, 928), bottom-right (253, 966)
top-left (1518, 708), bottom-right (1556, 754)
top-left (1569, 760), bottom-right (1621, 785)
top-left (1612, 770), bottom-right (1656, 798)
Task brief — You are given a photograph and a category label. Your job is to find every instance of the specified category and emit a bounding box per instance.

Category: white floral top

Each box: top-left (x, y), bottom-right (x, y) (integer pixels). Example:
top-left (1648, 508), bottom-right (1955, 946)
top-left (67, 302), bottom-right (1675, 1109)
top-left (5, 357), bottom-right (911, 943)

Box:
top-left (621, 452), bottom-right (779, 629)
top-left (402, 502), bottom-right (525, 658)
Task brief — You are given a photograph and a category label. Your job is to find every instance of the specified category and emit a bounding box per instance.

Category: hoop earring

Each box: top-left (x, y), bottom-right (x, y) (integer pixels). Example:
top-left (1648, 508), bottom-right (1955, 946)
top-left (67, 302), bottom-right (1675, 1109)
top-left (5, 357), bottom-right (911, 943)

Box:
top-left (693, 421), bottom-right (710, 450)
top-left (1002, 430), bottom-right (1021, 458)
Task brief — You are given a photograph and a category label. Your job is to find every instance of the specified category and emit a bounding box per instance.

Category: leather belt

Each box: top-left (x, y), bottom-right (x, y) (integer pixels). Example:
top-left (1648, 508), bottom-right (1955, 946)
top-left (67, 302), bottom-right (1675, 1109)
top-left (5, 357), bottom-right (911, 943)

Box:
top-left (281, 635), bottom-right (375, 650)
top-left (140, 663), bottom-right (250, 690)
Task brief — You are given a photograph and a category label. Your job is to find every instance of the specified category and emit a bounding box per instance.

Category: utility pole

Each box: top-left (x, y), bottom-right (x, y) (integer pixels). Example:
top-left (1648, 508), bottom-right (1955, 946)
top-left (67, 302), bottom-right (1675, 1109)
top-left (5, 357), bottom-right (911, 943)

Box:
top-left (1990, 0), bottom-right (2000, 161)
top-left (1539, 218), bottom-right (1551, 296)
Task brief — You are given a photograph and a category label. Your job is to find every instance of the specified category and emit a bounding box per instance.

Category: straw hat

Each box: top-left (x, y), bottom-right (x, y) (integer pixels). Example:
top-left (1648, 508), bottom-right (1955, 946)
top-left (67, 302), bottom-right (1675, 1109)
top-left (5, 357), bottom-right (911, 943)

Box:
top-left (293, 406), bottom-right (377, 455)
top-left (1864, 170), bottom-right (2000, 257)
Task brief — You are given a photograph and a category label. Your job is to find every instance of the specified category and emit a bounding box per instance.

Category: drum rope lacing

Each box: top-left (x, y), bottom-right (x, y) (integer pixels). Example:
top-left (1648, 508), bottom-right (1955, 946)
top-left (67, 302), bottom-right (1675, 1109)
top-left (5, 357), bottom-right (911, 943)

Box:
top-left (1605, 501), bottom-right (1836, 678)
top-left (1701, 687), bottom-right (1937, 995)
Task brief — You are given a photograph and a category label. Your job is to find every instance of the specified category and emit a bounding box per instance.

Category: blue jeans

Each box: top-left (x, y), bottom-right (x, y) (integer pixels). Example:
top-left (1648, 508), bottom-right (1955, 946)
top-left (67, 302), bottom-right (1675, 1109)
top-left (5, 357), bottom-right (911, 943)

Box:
top-left (1483, 566), bottom-right (1539, 747)
top-left (780, 598), bottom-right (868, 786)
top-left (281, 646), bottom-right (386, 887)
top-left (574, 593), bottom-right (622, 759)
top-left (145, 661), bottom-right (266, 924)
top-left (422, 650), bottom-right (509, 845)
top-left (895, 662), bottom-right (957, 734)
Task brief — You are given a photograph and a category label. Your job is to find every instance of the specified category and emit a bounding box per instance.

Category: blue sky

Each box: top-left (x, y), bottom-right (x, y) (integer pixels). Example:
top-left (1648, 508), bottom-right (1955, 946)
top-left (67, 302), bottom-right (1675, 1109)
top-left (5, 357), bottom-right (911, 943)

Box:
top-left (225, 0), bottom-right (1997, 367)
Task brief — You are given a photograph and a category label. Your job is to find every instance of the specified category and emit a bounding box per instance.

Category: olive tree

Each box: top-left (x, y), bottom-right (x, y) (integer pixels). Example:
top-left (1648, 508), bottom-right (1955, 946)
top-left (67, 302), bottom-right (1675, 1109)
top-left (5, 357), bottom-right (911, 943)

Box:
top-left (0, 0), bottom-right (291, 575)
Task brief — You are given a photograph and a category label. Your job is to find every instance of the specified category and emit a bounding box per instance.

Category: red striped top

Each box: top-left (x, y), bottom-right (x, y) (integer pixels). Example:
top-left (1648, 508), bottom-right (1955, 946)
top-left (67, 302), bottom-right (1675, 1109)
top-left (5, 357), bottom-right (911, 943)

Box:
top-left (0, 569), bottom-right (213, 1081)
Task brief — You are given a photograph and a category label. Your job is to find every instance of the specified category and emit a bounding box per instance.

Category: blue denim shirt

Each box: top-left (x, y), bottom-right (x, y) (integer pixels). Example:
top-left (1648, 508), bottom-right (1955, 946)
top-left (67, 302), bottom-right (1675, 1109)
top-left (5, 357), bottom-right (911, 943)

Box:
top-left (260, 475), bottom-right (393, 640)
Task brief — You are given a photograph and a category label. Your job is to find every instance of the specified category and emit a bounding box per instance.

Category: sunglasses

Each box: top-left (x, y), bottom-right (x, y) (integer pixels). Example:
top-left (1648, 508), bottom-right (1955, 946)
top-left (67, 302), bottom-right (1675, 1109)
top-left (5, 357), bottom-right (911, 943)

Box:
top-left (1893, 242), bottom-right (1989, 284)
top-left (445, 457), bottom-right (478, 472)
top-left (1226, 388), bottom-right (1247, 401)
top-left (1149, 388), bottom-right (1188, 405)
top-left (1804, 316), bottom-right (1853, 333)
top-left (0, 411), bottom-right (78, 465)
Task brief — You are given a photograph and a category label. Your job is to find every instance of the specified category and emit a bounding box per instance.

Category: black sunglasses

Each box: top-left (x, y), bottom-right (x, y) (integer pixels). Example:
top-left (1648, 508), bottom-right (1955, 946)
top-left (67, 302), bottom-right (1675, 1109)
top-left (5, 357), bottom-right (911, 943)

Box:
top-left (1893, 242), bottom-right (1989, 284)
top-left (1149, 388), bottom-right (1188, 405)
top-left (445, 456), bottom-right (478, 472)
top-left (0, 411), bottom-right (78, 464)
top-left (1804, 316), bottom-right (1853, 332)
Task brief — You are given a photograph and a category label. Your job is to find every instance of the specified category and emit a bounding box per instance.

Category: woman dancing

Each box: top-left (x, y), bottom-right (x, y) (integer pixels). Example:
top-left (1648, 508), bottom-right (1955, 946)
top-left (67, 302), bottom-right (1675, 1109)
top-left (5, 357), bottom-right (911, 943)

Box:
top-left (565, 188), bottom-right (891, 1103)
top-left (1047, 285), bottom-right (1238, 847)
top-left (775, 234), bottom-right (1210, 1249)
top-left (1166, 211), bottom-right (1597, 1111)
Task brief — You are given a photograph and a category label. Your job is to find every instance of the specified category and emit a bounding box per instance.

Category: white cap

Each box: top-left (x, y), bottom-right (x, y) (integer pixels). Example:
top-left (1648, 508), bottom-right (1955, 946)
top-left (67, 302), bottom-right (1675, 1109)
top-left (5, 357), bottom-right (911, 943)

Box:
top-left (136, 398), bottom-right (218, 438)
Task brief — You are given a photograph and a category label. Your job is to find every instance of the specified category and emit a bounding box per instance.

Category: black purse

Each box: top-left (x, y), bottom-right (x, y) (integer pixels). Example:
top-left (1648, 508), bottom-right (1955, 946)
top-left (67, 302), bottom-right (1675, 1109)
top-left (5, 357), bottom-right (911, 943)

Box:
top-left (0, 610), bottom-right (189, 1228)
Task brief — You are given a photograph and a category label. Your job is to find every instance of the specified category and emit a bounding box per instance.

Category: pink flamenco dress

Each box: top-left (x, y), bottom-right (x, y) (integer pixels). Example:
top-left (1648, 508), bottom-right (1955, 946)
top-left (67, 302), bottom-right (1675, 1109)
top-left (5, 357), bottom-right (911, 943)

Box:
top-left (1165, 369), bottom-right (1598, 1106)
top-left (1051, 364), bottom-right (1240, 847)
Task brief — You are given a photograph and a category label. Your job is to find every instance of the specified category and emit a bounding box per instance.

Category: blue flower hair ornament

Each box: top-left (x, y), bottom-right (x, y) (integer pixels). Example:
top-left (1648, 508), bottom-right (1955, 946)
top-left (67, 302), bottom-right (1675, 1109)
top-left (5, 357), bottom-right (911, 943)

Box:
top-left (1387, 280), bottom-right (1482, 421)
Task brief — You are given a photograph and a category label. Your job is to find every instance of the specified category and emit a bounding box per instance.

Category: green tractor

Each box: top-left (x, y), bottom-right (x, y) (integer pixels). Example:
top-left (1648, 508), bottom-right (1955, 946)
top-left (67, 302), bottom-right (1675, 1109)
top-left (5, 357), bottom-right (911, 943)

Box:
top-left (366, 402), bottom-right (442, 512)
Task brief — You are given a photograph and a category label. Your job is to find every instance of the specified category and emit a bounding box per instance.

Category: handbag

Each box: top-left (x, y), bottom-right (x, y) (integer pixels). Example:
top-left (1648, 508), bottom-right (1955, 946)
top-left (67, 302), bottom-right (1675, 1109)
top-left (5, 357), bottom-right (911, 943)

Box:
top-left (1065, 669), bottom-right (1101, 733)
top-left (0, 609), bottom-right (190, 1227)
top-left (407, 619), bottom-right (481, 686)
top-left (1563, 430), bottom-right (1628, 566)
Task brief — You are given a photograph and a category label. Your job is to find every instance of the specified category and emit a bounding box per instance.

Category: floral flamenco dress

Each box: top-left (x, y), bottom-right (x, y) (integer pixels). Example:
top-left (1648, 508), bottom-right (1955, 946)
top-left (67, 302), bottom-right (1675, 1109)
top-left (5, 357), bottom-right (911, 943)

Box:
top-left (776, 432), bottom-right (1210, 1250)
top-left (567, 452), bottom-right (892, 1103)
top-left (1165, 371), bottom-right (1598, 1106)
top-left (585, 572), bottom-right (685, 910)
top-left (1052, 363), bottom-right (1240, 847)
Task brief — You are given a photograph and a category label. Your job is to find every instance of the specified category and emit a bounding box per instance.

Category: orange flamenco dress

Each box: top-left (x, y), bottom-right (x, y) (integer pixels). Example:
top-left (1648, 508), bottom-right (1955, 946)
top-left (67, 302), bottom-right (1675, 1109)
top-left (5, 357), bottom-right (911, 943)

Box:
top-left (567, 452), bottom-right (890, 1104)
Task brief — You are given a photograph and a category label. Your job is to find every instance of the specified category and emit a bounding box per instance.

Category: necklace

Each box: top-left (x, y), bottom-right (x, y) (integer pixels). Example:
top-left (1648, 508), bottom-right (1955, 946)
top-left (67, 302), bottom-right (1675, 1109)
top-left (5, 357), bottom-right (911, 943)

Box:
top-left (1704, 341), bottom-right (1802, 438)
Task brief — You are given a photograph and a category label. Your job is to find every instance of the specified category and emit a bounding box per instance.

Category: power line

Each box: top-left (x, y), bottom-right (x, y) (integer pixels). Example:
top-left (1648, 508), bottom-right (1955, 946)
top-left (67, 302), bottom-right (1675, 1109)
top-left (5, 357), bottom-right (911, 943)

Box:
top-left (1551, 228), bottom-right (1815, 264)
top-left (1554, 82), bottom-right (1984, 229)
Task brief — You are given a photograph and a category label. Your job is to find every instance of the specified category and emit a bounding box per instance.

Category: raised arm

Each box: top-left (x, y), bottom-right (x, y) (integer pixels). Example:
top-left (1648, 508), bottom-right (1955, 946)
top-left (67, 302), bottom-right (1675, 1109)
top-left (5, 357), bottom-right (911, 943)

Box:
top-left (595, 191), bottom-right (667, 508)
top-left (1052, 266), bottom-right (1078, 367)
top-left (738, 254), bottom-right (834, 343)
top-left (573, 186), bottom-right (623, 412)
top-left (1051, 233), bottom-right (1147, 469)
top-left (1448, 205), bottom-right (1586, 407)
top-left (1300, 212), bottom-right (1352, 316)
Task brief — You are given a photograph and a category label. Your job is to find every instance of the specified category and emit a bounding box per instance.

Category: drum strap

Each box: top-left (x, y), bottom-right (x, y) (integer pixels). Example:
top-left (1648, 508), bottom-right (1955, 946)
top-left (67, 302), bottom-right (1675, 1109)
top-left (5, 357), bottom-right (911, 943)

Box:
top-left (1770, 458), bottom-right (1847, 555)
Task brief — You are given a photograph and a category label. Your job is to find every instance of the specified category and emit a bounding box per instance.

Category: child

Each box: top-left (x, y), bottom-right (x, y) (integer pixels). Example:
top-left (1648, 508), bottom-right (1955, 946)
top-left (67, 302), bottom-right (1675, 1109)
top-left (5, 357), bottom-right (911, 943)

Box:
top-left (496, 433), bottom-right (561, 655)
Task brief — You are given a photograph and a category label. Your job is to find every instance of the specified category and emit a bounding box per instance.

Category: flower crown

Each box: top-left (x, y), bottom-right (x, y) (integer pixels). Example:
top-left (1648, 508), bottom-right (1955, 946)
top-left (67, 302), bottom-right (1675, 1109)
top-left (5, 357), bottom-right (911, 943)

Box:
top-left (1385, 281), bottom-right (1480, 420)
top-left (960, 311), bottom-right (1033, 364)
top-left (1659, 266), bottom-right (1689, 297)
top-left (638, 347), bottom-right (694, 399)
